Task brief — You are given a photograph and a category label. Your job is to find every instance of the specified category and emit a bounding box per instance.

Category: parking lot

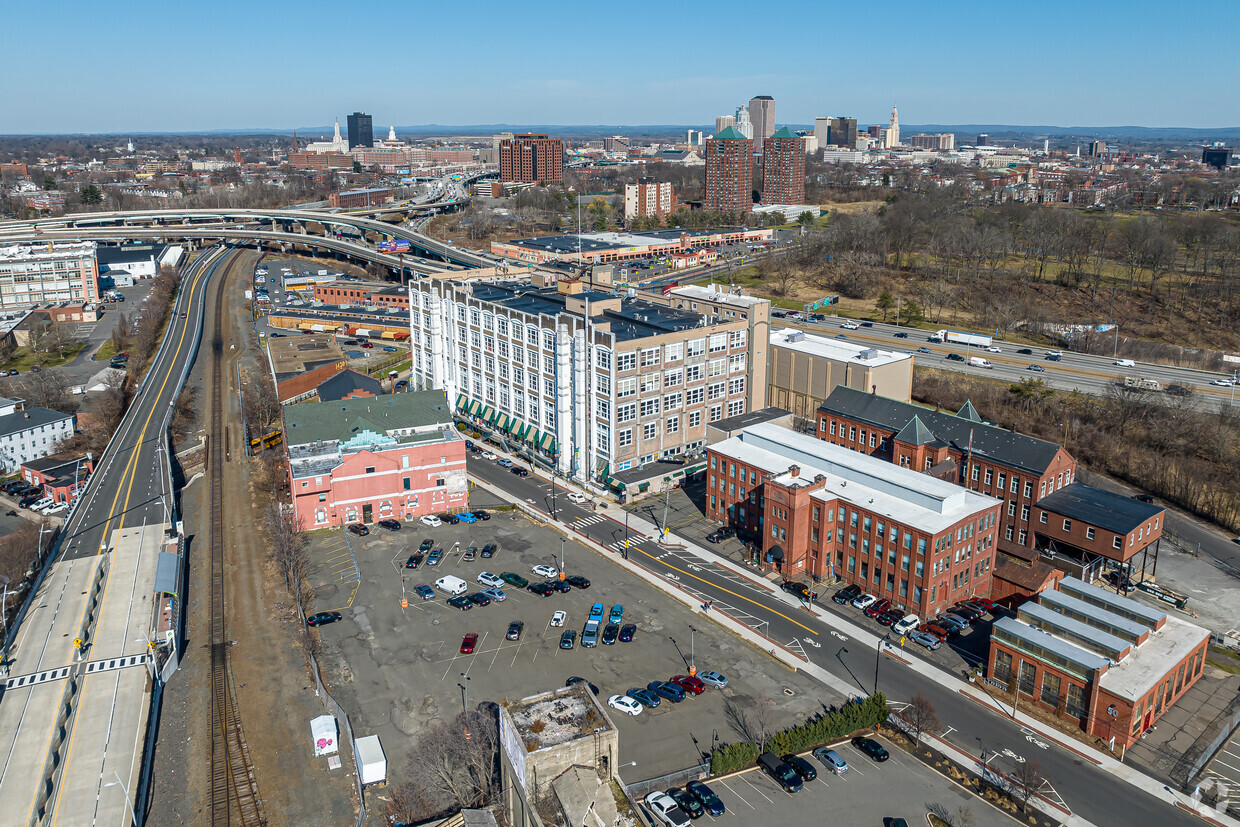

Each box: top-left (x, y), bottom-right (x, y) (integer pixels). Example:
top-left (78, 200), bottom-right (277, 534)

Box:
top-left (308, 501), bottom-right (840, 783)
top-left (679, 734), bottom-right (1010, 827)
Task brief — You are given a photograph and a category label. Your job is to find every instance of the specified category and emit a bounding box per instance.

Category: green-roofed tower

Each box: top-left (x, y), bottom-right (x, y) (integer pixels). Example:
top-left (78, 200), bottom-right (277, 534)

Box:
top-left (761, 126), bottom-right (806, 206)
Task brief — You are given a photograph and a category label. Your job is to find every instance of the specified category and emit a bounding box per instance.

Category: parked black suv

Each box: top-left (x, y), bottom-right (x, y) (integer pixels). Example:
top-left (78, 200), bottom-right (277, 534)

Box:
top-left (833, 584), bottom-right (863, 605)
top-left (757, 752), bottom-right (803, 793)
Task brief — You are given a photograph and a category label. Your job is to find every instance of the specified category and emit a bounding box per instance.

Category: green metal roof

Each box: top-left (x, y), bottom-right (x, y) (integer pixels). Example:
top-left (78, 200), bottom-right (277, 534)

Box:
top-left (284, 390), bottom-right (452, 446)
top-left (769, 126), bottom-right (799, 139)
top-left (711, 126), bottom-right (749, 141)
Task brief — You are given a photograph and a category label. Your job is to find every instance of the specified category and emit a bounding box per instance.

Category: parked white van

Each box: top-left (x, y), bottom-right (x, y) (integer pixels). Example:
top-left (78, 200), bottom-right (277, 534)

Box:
top-left (434, 575), bottom-right (468, 596)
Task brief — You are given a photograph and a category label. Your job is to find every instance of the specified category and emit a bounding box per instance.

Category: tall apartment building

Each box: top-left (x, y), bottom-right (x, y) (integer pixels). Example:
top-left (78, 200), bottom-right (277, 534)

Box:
top-left (760, 127), bottom-right (806, 205)
top-left (705, 127), bottom-right (753, 217)
top-left (346, 112), bottom-right (373, 150)
top-left (603, 136), bottom-right (631, 153)
top-left (406, 275), bottom-right (769, 481)
top-left (500, 133), bottom-right (565, 184)
top-left (624, 181), bottom-right (674, 222)
top-left (714, 115), bottom-right (735, 136)
top-left (1090, 140), bottom-right (1108, 158)
top-left (748, 95), bottom-right (776, 152)
top-left (685, 129), bottom-right (704, 146)
top-left (708, 422), bottom-right (1002, 619)
top-left (0, 241), bottom-right (100, 308)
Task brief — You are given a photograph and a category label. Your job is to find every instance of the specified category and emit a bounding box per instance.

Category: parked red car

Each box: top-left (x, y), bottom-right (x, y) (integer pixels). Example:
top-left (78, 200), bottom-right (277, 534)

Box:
top-left (460, 633), bottom-right (478, 654)
top-left (919, 623), bottom-right (952, 641)
top-left (670, 675), bottom-right (706, 695)
top-left (864, 598), bottom-right (891, 619)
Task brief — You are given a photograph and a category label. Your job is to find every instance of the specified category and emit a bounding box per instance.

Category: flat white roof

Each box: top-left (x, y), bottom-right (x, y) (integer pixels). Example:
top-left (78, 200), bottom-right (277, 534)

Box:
top-left (714, 422), bottom-right (999, 534)
top-left (670, 283), bottom-right (765, 308)
top-left (1099, 614), bottom-right (1210, 702)
top-left (770, 327), bottom-right (911, 368)
top-left (0, 241), bottom-right (96, 262)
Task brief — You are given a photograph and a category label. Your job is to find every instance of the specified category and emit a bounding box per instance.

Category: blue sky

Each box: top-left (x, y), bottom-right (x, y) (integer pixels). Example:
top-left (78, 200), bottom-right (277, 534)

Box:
top-left (6, 0), bottom-right (1236, 133)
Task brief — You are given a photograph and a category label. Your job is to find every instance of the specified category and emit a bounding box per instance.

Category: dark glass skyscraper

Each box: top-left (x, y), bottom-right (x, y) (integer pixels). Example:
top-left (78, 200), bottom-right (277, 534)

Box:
top-left (347, 112), bottom-right (373, 150)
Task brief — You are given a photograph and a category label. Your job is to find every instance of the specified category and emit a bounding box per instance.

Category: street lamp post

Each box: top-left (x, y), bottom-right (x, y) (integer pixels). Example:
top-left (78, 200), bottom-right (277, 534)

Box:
top-left (874, 633), bottom-right (890, 695)
top-left (623, 509), bottom-right (630, 560)
top-left (459, 672), bottom-right (472, 740)
top-left (559, 537), bottom-right (566, 580)
top-left (688, 625), bottom-right (696, 677)
top-left (103, 772), bottom-right (138, 827)
top-left (661, 487), bottom-right (671, 544)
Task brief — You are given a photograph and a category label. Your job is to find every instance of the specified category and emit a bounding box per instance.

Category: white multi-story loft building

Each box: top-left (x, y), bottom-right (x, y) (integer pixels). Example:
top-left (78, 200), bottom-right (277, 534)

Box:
top-left (406, 276), bottom-right (770, 483)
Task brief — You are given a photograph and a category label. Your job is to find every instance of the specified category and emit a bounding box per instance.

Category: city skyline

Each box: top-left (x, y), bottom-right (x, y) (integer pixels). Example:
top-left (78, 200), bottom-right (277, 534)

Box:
top-left (6, 0), bottom-right (1237, 134)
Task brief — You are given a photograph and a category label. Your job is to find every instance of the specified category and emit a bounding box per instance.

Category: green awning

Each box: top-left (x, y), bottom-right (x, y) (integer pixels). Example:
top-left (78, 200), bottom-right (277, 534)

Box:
top-left (538, 432), bottom-right (555, 451)
top-left (482, 406), bottom-right (496, 423)
top-left (468, 400), bottom-right (481, 416)
top-left (526, 427), bottom-right (540, 444)
top-left (495, 413), bottom-right (510, 431)
top-left (455, 393), bottom-right (468, 411)
top-left (507, 418), bottom-right (523, 435)
top-left (549, 439), bottom-right (558, 455)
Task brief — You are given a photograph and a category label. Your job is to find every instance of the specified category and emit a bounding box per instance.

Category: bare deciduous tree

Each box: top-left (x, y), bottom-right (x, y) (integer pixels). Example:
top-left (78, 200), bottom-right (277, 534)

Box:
top-left (903, 692), bottom-right (941, 743)
top-left (1010, 760), bottom-right (1048, 812)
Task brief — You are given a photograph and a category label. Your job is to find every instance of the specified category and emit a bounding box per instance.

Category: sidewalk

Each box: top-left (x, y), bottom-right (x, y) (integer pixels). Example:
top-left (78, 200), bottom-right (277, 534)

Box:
top-left (473, 441), bottom-right (1240, 827)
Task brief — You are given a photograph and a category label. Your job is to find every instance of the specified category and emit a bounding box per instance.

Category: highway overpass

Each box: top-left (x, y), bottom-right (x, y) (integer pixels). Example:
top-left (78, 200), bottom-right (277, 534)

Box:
top-left (0, 205), bottom-right (490, 269)
top-left (0, 224), bottom-right (456, 276)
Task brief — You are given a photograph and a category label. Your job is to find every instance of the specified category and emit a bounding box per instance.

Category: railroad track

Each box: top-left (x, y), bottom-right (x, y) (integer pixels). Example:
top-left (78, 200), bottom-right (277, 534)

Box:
top-left (206, 257), bottom-right (265, 826)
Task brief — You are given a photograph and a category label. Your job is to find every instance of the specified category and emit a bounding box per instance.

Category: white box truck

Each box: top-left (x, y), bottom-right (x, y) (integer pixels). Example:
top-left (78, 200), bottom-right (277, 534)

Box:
top-left (355, 735), bottom-right (387, 785)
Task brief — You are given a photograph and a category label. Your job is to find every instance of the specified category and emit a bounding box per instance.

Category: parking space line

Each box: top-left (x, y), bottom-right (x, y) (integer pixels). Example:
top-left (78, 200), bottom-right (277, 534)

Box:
top-left (717, 779), bottom-right (755, 810)
top-left (736, 774), bottom-right (776, 804)
top-left (1214, 757), bottom-right (1240, 775)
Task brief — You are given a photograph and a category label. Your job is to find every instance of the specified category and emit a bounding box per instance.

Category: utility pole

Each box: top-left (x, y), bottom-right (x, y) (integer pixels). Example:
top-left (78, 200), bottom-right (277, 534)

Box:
top-left (661, 487), bottom-right (671, 544)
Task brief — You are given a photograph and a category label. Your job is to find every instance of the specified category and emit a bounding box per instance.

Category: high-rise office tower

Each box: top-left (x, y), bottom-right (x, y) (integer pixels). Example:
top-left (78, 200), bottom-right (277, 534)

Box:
top-left (761, 127), bottom-right (805, 205)
top-left (705, 126), bottom-right (753, 216)
top-left (748, 95), bottom-right (776, 151)
top-left (715, 115), bottom-right (736, 135)
top-left (829, 117), bottom-right (858, 148)
top-left (347, 112), bottom-right (373, 150)
top-left (814, 117), bottom-right (832, 149)
top-left (733, 105), bottom-right (753, 139)
top-left (977, 133), bottom-right (990, 147)
top-left (888, 105), bottom-right (900, 148)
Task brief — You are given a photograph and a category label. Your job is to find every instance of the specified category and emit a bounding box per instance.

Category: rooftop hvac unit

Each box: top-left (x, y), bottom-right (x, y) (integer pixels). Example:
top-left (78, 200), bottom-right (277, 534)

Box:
top-left (786, 331), bottom-right (804, 343)
top-left (859, 348), bottom-right (879, 360)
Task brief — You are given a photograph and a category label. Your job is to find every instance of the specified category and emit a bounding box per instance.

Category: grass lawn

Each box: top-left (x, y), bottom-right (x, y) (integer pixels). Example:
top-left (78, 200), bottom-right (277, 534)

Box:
top-left (1206, 646), bottom-right (1240, 675)
top-left (2, 342), bottom-right (86, 371)
top-left (94, 340), bottom-right (118, 362)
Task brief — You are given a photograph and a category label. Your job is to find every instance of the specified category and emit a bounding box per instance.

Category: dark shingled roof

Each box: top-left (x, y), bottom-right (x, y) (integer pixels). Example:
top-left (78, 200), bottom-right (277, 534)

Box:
top-left (818, 386), bottom-right (1063, 475)
top-left (0, 406), bottom-right (74, 438)
top-left (314, 369), bottom-right (383, 402)
top-left (1035, 483), bottom-right (1164, 535)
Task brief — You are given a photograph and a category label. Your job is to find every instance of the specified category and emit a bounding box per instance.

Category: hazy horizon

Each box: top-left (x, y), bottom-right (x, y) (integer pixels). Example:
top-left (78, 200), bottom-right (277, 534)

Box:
top-left (8, 0), bottom-right (1237, 134)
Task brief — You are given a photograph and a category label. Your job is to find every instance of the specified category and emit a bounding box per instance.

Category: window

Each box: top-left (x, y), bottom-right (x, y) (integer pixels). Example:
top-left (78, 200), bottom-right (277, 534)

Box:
top-left (728, 377), bottom-right (745, 395)
top-left (709, 405), bottom-right (722, 422)
top-left (365, 466), bottom-right (376, 474)
top-left (617, 429), bottom-right (633, 448)
top-left (664, 392), bottom-right (682, 411)
top-left (666, 416), bottom-right (679, 434)
top-left (985, 469), bottom-right (993, 486)
top-left (708, 332), bottom-right (727, 352)
top-left (1008, 501), bottom-right (1017, 517)
top-left (643, 422), bottom-right (658, 440)
top-left (688, 411), bottom-right (701, 428)
top-left (640, 398), bottom-right (660, 418)
top-left (727, 400), bottom-right (744, 417)
top-left (1113, 535), bottom-right (1123, 549)
top-left (543, 331), bottom-right (554, 351)
top-left (617, 377), bottom-right (637, 398)
top-left (595, 347), bottom-right (610, 370)
top-left (708, 381), bottom-right (726, 400)
top-left (1021, 504), bottom-right (1030, 522)
top-left (665, 342), bottom-right (683, 362)
top-left (640, 346), bottom-right (661, 367)
top-left (617, 351), bottom-right (636, 371)
top-left (730, 329), bottom-right (747, 348)
top-left (1018, 661), bottom-right (1037, 695)
top-left (1040, 672), bottom-right (1061, 707)
top-left (1039, 511), bottom-right (1048, 524)
top-left (708, 358), bottom-right (726, 377)
top-left (687, 338), bottom-right (705, 358)
top-left (830, 421), bottom-right (837, 436)
top-left (993, 651), bottom-right (1013, 682)
top-left (595, 373), bottom-right (610, 395)
top-left (686, 387), bottom-right (704, 406)
top-left (596, 399), bottom-right (610, 418)
top-left (641, 372), bottom-right (661, 393)
top-left (664, 368), bottom-right (683, 387)
top-left (1062, 518), bottom-right (1072, 531)
top-left (685, 364), bottom-right (704, 383)
top-left (617, 403), bottom-right (636, 423)
top-left (1066, 684), bottom-right (1087, 717)
top-left (729, 353), bottom-right (746, 373)
top-left (1086, 527), bottom-right (1095, 540)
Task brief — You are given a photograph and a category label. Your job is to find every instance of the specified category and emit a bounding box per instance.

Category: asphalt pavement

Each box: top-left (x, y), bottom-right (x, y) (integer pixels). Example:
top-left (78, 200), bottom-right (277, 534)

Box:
top-left (464, 453), bottom-right (1210, 827)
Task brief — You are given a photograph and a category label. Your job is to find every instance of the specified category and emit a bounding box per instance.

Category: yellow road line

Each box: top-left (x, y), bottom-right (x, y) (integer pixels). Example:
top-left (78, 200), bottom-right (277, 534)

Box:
top-left (48, 250), bottom-right (223, 826)
top-left (633, 547), bottom-right (817, 635)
